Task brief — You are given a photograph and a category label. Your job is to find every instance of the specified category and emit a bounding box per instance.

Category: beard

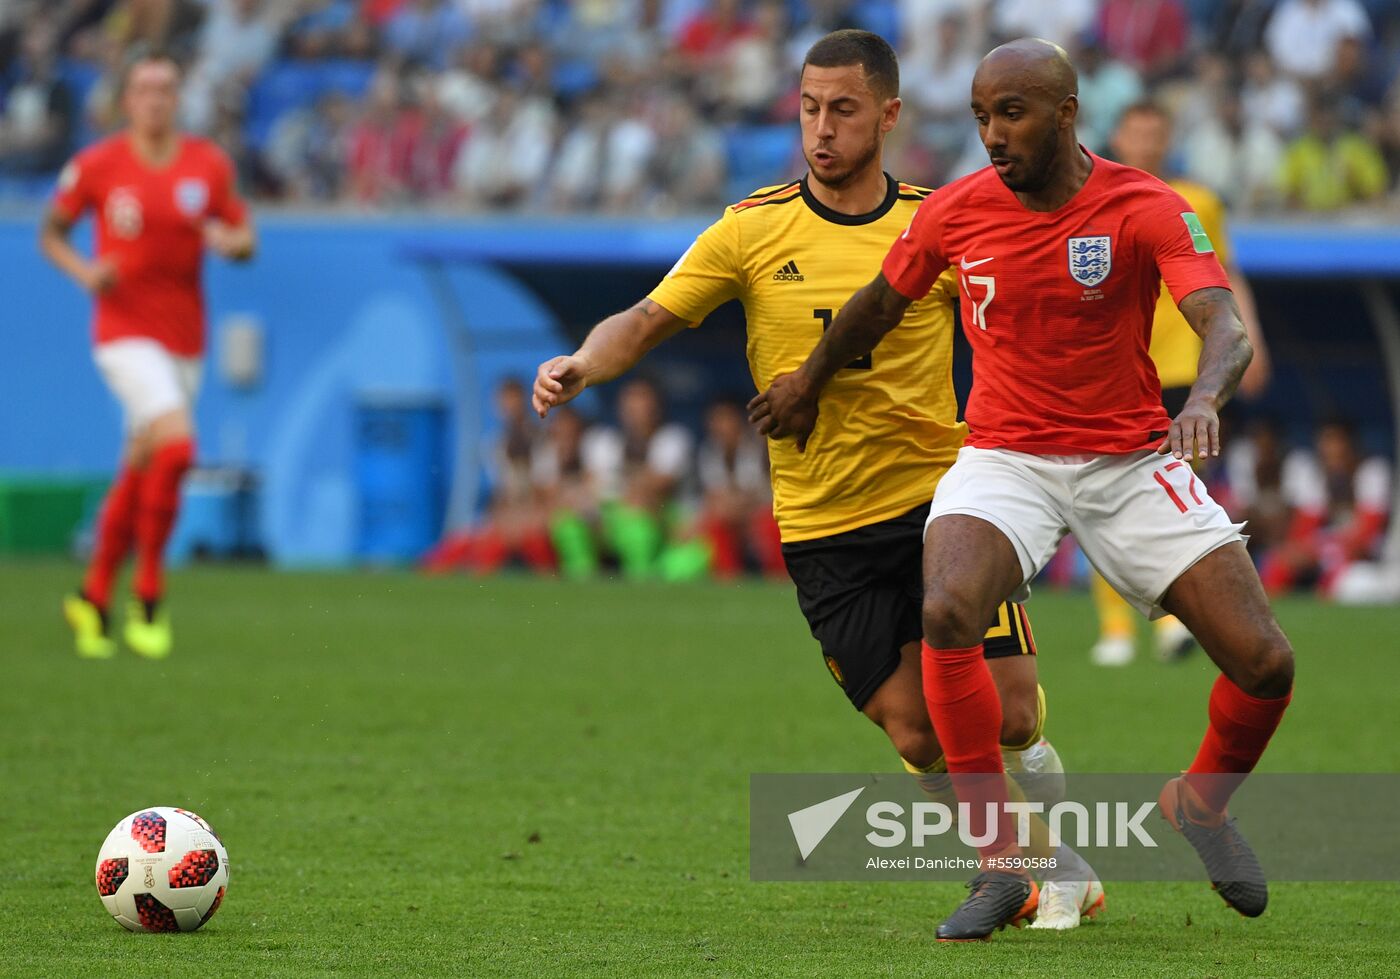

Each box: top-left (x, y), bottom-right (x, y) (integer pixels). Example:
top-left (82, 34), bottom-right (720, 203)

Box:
top-left (807, 123), bottom-right (881, 191)
top-left (997, 124), bottom-right (1062, 193)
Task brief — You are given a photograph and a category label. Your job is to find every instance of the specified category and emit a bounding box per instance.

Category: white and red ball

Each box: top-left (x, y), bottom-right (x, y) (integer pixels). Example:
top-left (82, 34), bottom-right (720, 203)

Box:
top-left (95, 807), bottom-right (229, 932)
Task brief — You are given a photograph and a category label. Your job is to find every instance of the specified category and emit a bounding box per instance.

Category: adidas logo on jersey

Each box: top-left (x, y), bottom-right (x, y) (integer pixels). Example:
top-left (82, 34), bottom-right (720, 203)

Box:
top-left (773, 261), bottom-right (804, 281)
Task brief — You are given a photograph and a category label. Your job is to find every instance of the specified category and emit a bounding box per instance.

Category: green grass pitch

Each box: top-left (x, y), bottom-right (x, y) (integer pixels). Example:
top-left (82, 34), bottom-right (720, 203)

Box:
top-left (2, 561), bottom-right (1398, 977)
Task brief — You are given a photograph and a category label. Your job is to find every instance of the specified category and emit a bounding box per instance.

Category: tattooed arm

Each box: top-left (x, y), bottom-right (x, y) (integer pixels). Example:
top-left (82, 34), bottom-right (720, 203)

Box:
top-left (747, 273), bottom-right (912, 451)
top-left (1159, 285), bottom-right (1253, 461)
top-left (532, 299), bottom-right (691, 417)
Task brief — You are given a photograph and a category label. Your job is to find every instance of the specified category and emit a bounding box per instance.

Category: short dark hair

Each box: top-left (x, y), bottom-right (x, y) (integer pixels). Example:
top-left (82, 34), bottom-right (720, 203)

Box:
top-left (119, 49), bottom-right (182, 93)
top-left (802, 30), bottom-right (899, 100)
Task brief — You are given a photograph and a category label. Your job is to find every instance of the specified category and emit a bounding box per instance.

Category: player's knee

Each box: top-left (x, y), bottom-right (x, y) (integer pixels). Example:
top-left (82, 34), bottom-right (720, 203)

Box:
top-left (999, 699), bottom-right (1038, 749)
top-left (1236, 636), bottom-right (1296, 699)
top-left (885, 717), bottom-right (940, 770)
top-left (921, 586), bottom-right (985, 649)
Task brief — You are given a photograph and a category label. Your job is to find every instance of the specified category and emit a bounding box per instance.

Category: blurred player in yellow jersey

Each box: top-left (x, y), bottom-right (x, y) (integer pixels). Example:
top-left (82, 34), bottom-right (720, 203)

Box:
top-left (1092, 101), bottom-right (1272, 666)
top-left (532, 30), bottom-right (1105, 930)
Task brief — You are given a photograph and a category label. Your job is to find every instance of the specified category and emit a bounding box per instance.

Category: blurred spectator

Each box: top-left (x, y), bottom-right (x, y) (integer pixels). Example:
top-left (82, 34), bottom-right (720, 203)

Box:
top-left (424, 377), bottom-right (554, 575)
top-left (1278, 94), bottom-right (1388, 210)
top-left (1073, 38), bottom-right (1144, 153)
top-left (78, 31), bottom-right (128, 137)
top-left (645, 91), bottom-right (727, 214)
top-left (11, 0), bottom-right (1400, 215)
top-left (1260, 417), bottom-right (1391, 594)
top-left (362, 0), bottom-right (411, 27)
top-left (1330, 34), bottom-right (1393, 119)
top-left (1181, 89), bottom-right (1285, 212)
top-left (0, 19), bottom-right (74, 176)
top-left (676, 0), bottom-right (754, 71)
top-left (900, 0), bottom-right (989, 81)
top-left (1224, 415), bottom-right (1294, 558)
top-left (1191, 0), bottom-right (1279, 59)
top-left (1265, 0), bottom-right (1371, 82)
top-left (687, 398), bottom-right (782, 580)
top-left (347, 67), bottom-right (414, 203)
top-left (550, 89), bottom-right (656, 213)
top-left (1241, 50), bottom-right (1306, 137)
top-left (195, 0), bottom-right (284, 87)
top-left (383, 0), bottom-right (472, 70)
top-left (588, 378), bottom-right (694, 579)
top-left (903, 11), bottom-right (980, 168)
top-left (210, 92), bottom-right (279, 197)
top-left (183, 0), bottom-right (302, 133)
top-left (403, 68), bottom-right (468, 198)
top-left (437, 41), bottom-right (501, 126)
top-left (990, 0), bottom-right (1098, 48)
top-left (457, 0), bottom-right (540, 47)
top-left (534, 406), bottom-right (603, 579)
top-left (553, 0), bottom-right (650, 67)
top-left (283, 0), bottom-right (361, 60)
top-left (1096, 0), bottom-right (1192, 82)
top-left (451, 85), bottom-right (554, 208)
top-left (717, 0), bottom-right (788, 122)
top-left (0, 2), bottom-right (39, 69)
top-left (82, 0), bottom-right (204, 55)
top-left (264, 90), bottom-right (354, 200)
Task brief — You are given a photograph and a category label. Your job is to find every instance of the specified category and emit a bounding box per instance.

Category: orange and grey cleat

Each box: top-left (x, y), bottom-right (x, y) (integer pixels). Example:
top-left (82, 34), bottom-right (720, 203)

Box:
top-left (1159, 776), bottom-right (1268, 917)
top-left (936, 871), bottom-right (1039, 941)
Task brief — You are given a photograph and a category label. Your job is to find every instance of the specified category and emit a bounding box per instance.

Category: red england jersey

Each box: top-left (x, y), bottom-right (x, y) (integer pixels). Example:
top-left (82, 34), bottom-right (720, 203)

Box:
top-left (52, 134), bottom-right (247, 357)
top-left (883, 150), bottom-right (1231, 455)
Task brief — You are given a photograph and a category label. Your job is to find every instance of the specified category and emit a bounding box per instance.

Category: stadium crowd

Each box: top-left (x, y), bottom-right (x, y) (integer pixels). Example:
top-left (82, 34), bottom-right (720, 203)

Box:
top-left (4, 2), bottom-right (1391, 594)
top-left (422, 378), bottom-right (1391, 594)
top-left (4, 0), bottom-right (1400, 214)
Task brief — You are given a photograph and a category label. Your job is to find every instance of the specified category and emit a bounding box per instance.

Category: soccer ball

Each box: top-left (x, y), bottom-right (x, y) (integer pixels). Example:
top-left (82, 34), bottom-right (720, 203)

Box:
top-left (95, 807), bottom-right (229, 932)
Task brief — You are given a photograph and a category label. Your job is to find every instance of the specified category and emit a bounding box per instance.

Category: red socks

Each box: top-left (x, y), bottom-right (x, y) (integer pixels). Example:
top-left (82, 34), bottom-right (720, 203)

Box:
top-left (921, 641), bottom-right (1019, 859)
top-left (1186, 674), bottom-right (1292, 814)
top-left (133, 437), bottom-right (194, 604)
top-left (83, 462), bottom-right (145, 609)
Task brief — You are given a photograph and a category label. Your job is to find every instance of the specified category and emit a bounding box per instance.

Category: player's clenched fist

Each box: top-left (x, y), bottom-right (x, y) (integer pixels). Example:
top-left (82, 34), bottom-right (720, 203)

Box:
top-left (749, 370), bottom-right (819, 452)
top-left (532, 354), bottom-right (591, 417)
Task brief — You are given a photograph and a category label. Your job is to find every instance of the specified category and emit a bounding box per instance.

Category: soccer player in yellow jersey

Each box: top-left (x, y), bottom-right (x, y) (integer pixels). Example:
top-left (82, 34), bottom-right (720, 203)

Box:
top-left (1088, 101), bottom-right (1273, 667)
top-left (533, 30), bottom-right (1103, 929)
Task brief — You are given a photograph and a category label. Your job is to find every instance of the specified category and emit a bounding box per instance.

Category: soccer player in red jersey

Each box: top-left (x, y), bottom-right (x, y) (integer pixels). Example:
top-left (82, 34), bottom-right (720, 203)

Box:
top-left (43, 53), bottom-right (255, 659)
top-left (752, 39), bottom-right (1295, 939)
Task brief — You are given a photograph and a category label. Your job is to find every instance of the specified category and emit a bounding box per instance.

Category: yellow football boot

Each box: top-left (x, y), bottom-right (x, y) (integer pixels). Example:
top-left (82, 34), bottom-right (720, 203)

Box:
top-left (124, 600), bottom-right (173, 659)
top-left (63, 593), bottom-right (116, 659)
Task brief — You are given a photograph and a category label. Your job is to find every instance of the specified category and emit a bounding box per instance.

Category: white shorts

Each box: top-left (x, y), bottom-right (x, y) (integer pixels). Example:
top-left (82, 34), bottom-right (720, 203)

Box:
top-left (94, 338), bottom-right (202, 433)
top-left (925, 446), bottom-right (1245, 619)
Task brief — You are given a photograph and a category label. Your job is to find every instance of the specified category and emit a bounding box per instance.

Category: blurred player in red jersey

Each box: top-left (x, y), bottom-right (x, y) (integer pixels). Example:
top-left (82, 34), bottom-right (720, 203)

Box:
top-left (752, 39), bottom-right (1294, 939)
top-left (42, 53), bottom-right (255, 660)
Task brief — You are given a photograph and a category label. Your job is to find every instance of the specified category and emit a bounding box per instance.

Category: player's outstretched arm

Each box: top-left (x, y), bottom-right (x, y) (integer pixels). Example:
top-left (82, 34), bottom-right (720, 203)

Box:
top-left (204, 219), bottom-right (256, 262)
top-left (532, 299), bottom-right (689, 417)
top-left (38, 208), bottom-right (114, 294)
top-left (1160, 285), bottom-right (1252, 461)
top-left (747, 272), bottom-right (911, 451)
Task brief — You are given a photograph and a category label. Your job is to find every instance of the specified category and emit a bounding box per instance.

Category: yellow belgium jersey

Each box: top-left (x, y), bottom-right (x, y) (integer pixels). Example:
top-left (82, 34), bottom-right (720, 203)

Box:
top-left (647, 175), bottom-right (965, 542)
top-left (1150, 179), bottom-right (1232, 389)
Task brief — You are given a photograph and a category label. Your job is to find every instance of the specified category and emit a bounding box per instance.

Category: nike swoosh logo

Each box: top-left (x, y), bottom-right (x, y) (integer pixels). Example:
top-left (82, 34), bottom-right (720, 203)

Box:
top-left (960, 256), bottom-right (994, 269)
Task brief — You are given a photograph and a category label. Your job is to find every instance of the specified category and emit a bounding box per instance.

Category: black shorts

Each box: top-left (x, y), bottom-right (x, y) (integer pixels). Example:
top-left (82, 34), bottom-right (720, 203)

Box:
top-left (782, 502), bottom-right (1036, 710)
top-left (1162, 385), bottom-right (1192, 419)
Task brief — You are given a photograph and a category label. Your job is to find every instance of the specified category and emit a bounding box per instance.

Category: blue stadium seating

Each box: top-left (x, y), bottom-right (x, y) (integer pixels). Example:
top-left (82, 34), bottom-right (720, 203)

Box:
top-left (246, 59), bottom-right (374, 149)
top-left (723, 124), bottom-right (799, 201)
